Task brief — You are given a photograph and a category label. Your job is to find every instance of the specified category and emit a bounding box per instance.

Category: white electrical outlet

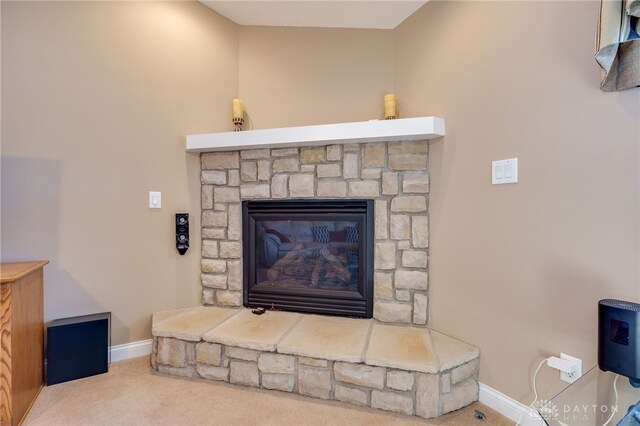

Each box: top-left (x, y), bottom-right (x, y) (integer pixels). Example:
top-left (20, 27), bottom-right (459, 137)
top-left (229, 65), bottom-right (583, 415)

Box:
top-left (559, 353), bottom-right (582, 384)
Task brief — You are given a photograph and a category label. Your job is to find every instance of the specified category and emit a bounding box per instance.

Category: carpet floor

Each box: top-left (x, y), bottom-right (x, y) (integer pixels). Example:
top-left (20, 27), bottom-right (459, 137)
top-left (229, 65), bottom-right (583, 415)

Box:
top-left (23, 356), bottom-right (512, 426)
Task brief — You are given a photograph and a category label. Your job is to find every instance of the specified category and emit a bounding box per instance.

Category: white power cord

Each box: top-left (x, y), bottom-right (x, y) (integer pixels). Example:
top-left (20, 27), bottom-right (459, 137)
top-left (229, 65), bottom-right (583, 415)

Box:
top-left (516, 357), bottom-right (552, 426)
top-left (601, 374), bottom-right (619, 426)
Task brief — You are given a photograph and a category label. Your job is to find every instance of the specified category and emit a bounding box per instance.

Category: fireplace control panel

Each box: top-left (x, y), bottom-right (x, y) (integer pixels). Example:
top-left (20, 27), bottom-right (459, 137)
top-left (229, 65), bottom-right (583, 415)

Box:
top-left (176, 213), bottom-right (189, 255)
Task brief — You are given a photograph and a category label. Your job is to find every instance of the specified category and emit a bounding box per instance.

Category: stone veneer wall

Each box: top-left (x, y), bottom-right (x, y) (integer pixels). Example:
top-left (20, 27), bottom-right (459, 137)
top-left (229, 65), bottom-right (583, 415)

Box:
top-left (200, 141), bottom-right (430, 325)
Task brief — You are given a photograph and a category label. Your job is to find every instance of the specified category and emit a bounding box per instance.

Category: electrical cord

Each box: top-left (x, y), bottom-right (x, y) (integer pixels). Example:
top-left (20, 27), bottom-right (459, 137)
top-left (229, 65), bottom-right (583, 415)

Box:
top-left (516, 357), bottom-right (552, 426)
top-left (601, 374), bottom-right (619, 426)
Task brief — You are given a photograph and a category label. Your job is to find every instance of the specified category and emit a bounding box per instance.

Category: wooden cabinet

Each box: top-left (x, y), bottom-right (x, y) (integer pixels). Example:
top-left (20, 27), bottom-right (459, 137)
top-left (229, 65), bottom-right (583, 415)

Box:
top-left (0, 261), bottom-right (48, 426)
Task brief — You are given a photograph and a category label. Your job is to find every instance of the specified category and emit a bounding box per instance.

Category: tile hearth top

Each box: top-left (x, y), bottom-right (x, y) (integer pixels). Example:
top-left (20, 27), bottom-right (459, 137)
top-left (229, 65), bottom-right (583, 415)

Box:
top-left (277, 315), bottom-right (372, 363)
top-left (203, 310), bottom-right (301, 351)
top-left (152, 307), bottom-right (479, 373)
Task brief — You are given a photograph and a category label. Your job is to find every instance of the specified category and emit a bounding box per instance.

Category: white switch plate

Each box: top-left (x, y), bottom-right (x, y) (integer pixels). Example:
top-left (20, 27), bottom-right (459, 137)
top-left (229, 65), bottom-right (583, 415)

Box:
top-left (149, 191), bottom-right (161, 209)
top-left (492, 158), bottom-right (518, 184)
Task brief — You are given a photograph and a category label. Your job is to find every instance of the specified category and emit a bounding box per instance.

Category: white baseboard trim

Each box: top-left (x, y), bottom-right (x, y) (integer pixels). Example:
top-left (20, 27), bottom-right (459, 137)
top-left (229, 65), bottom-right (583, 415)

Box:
top-left (110, 339), bottom-right (153, 363)
top-left (479, 383), bottom-right (546, 426)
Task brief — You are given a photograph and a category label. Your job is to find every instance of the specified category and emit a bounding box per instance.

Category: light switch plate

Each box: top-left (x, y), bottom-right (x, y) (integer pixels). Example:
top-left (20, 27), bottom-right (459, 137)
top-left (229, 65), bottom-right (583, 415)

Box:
top-left (492, 158), bottom-right (518, 184)
top-left (149, 191), bottom-right (161, 208)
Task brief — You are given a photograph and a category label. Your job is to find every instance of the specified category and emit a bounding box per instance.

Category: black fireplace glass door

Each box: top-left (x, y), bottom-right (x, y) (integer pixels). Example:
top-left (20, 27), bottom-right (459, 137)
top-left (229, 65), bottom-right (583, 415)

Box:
top-left (243, 200), bottom-right (373, 318)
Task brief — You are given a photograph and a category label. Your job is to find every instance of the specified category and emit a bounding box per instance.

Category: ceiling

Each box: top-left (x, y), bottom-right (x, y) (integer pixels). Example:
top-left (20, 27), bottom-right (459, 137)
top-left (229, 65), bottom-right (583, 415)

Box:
top-left (199, 1), bottom-right (427, 30)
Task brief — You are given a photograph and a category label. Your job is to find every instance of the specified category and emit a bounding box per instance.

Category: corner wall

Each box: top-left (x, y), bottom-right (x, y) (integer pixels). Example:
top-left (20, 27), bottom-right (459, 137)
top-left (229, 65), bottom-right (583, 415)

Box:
top-left (1, 1), bottom-right (239, 344)
top-left (394, 0), bottom-right (640, 402)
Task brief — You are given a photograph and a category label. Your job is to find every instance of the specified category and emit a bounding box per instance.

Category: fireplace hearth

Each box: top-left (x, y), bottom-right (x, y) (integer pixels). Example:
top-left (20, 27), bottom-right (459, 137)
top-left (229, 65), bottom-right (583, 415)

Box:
top-left (242, 199), bottom-right (374, 318)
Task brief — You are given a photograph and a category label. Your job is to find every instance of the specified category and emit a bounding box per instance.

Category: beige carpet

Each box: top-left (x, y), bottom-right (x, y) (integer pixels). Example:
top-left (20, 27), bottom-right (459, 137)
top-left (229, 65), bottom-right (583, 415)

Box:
top-left (24, 356), bottom-right (511, 426)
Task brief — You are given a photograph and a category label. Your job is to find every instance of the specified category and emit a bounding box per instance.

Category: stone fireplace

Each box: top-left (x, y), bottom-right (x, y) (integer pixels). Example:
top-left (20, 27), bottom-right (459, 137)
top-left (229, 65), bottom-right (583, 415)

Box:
top-left (200, 140), bottom-right (430, 325)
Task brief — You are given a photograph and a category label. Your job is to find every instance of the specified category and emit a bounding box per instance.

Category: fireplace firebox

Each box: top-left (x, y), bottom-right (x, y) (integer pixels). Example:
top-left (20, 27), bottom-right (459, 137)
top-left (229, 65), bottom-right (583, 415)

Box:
top-left (242, 200), bottom-right (374, 318)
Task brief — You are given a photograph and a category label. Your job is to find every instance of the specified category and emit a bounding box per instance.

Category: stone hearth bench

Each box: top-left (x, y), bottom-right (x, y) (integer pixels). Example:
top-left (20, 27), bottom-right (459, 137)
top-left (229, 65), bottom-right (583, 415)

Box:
top-left (151, 307), bottom-right (479, 419)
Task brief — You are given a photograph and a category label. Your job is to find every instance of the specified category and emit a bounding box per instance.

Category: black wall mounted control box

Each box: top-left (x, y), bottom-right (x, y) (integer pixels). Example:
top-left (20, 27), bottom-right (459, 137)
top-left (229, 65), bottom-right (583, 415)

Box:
top-left (176, 213), bottom-right (189, 255)
top-left (598, 299), bottom-right (640, 382)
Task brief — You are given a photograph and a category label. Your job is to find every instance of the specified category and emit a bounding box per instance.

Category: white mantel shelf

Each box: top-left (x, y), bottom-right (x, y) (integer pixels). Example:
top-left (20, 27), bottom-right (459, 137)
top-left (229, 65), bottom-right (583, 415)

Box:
top-left (186, 116), bottom-right (445, 153)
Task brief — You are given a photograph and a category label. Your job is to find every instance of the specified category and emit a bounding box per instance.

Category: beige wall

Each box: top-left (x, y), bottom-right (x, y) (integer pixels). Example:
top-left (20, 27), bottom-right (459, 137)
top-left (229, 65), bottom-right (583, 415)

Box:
top-left (238, 26), bottom-right (394, 129)
top-left (394, 1), bottom-right (640, 402)
top-left (1, 1), bottom-right (239, 344)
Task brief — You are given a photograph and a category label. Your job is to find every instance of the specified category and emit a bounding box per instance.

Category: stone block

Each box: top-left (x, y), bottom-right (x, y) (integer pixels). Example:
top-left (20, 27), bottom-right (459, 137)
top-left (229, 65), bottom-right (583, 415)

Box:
top-left (388, 141), bottom-right (428, 154)
top-left (202, 240), bottom-right (218, 258)
top-left (362, 143), bottom-right (385, 168)
top-left (441, 373), bottom-right (451, 394)
top-left (261, 373), bottom-right (295, 392)
top-left (334, 362), bottom-right (385, 389)
top-left (390, 215), bottom-right (410, 240)
top-left (451, 359), bottom-right (479, 384)
top-left (216, 290), bottom-right (241, 306)
top-left (343, 144), bottom-right (361, 152)
top-left (226, 347), bottom-right (261, 361)
top-left (271, 148), bottom-right (298, 157)
top-left (317, 180), bottom-right (347, 197)
top-left (202, 289), bottom-right (214, 305)
top-left (271, 174), bottom-right (289, 199)
top-left (201, 259), bottom-right (226, 273)
top-left (348, 181), bottom-right (380, 197)
top-left (273, 158), bottom-right (299, 173)
top-left (157, 338), bottom-right (186, 368)
top-left (214, 203), bottom-right (227, 211)
top-left (402, 251), bottom-right (428, 268)
top-left (241, 149), bottom-right (270, 159)
top-left (390, 196), bottom-right (427, 213)
top-left (371, 390), bottom-right (413, 415)
top-left (257, 160), bottom-right (271, 181)
top-left (227, 260), bottom-right (242, 291)
top-left (334, 385), bottom-right (368, 406)
top-left (196, 342), bottom-right (222, 366)
top-left (326, 145), bottom-right (341, 161)
top-left (197, 364), bottom-right (229, 381)
top-left (202, 274), bottom-right (227, 289)
top-left (403, 173), bottom-right (430, 193)
top-left (375, 242), bottom-right (396, 270)
top-left (230, 360), bottom-right (259, 387)
top-left (416, 373), bottom-right (440, 419)
top-left (201, 170), bottom-right (227, 185)
top-left (395, 290), bottom-right (411, 302)
top-left (240, 184), bottom-right (270, 199)
top-left (298, 357), bottom-right (328, 367)
top-left (316, 163), bottom-right (341, 178)
top-left (227, 204), bottom-right (241, 241)
top-left (389, 154), bottom-right (427, 171)
top-left (202, 185), bottom-right (213, 209)
top-left (374, 271), bottom-right (394, 300)
top-left (395, 270), bottom-right (428, 290)
top-left (375, 200), bottom-right (388, 239)
top-left (343, 153), bottom-right (358, 179)
top-left (202, 228), bottom-right (226, 240)
top-left (441, 378), bottom-right (478, 415)
top-left (220, 242), bottom-right (241, 258)
top-left (382, 172), bottom-right (398, 195)
top-left (202, 211), bottom-right (227, 228)
top-left (157, 364), bottom-right (197, 378)
top-left (240, 162), bottom-right (257, 182)
top-left (412, 216), bottom-right (429, 248)
top-left (300, 147), bottom-right (325, 163)
top-left (387, 370), bottom-right (414, 391)
top-left (373, 302), bottom-right (412, 323)
top-left (258, 353), bottom-right (295, 374)
top-left (413, 293), bottom-right (428, 325)
top-left (228, 169), bottom-right (240, 186)
top-left (202, 152), bottom-right (239, 170)
top-left (298, 366), bottom-right (331, 400)
top-left (361, 168), bottom-right (381, 179)
top-left (301, 164), bottom-right (315, 172)
top-left (289, 174), bottom-right (314, 197)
